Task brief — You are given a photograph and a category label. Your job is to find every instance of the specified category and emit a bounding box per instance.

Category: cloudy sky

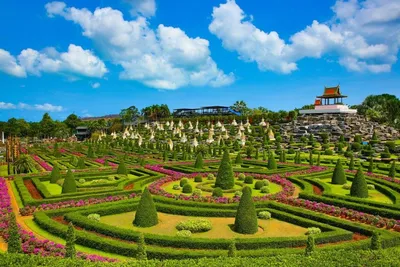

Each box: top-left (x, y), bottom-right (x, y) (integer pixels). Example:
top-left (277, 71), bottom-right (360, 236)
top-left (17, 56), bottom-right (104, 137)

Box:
top-left (0, 0), bottom-right (399, 121)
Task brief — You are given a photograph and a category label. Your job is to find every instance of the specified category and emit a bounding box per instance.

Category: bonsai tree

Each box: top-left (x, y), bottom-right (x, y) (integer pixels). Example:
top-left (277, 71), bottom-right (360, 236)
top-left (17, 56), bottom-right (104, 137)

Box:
top-left (194, 153), bottom-right (204, 169)
top-left (227, 240), bottom-right (237, 257)
top-left (235, 153), bottom-right (243, 164)
top-left (350, 168), bottom-right (369, 198)
top-left (7, 212), bottom-right (22, 253)
top-left (133, 187), bottom-right (158, 227)
top-left (215, 149), bottom-right (235, 190)
top-left (65, 222), bottom-right (76, 259)
top-left (117, 160), bottom-right (128, 175)
top-left (331, 160), bottom-right (346, 185)
top-left (49, 164), bottom-right (60, 184)
top-left (388, 161), bottom-right (396, 178)
top-left (234, 186), bottom-right (258, 234)
top-left (136, 233), bottom-right (147, 260)
top-left (267, 152), bottom-right (277, 170)
top-left (62, 169), bottom-right (77, 194)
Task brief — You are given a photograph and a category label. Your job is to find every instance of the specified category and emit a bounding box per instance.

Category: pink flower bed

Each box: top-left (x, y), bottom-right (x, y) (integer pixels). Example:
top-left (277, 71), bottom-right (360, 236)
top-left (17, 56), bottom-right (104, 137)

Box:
top-left (346, 169), bottom-right (400, 184)
top-left (71, 152), bottom-right (85, 157)
top-left (0, 178), bottom-right (116, 262)
top-left (94, 158), bottom-right (118, 167)
top-left (31, 155), bottom-right (53, 171)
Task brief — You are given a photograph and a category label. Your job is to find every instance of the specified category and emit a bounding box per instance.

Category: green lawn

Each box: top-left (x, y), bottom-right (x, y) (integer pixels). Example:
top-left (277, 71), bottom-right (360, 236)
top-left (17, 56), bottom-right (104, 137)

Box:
top-left (0, 165), bottom-right (8, 176)
top-left (41, 181), bottom-right (62, 195)
top-left (163, 178), bottom-right (282, 198)
top-left (319, 178), bottom-right (393, 204)
top-left (101, 212), bottom-right (308, 239)
top-left (25, 219), bottom-right (130, 261)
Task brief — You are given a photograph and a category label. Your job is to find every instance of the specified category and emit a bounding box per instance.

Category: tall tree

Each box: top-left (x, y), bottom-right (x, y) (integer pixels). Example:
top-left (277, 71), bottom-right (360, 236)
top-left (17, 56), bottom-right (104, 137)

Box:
top-left (64, 114), bottom-right (81, 135)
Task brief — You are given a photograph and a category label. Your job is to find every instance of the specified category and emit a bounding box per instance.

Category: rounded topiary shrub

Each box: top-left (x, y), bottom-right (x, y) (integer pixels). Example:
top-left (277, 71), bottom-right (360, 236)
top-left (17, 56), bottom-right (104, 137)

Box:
top-left (212, 187), bottom-right (223, 197)
top-left (176, 219), bottom-right (212, 233)
top-left (324, 149), bottom-right (333, 155)
top-left (192, 189), bottom-right (202, 196)
top-left (176, 230), bottom-right (192, 238)
top-left (260, 186), bottom-right (270, 193)
top-left (262, 179), bottom-right (270, 186)
top-left (117, 160), bottom-right (128, 175)
top-left (306, 227), bottom-right (321, 235)
top-left (87, 214), bottom-right (101, 222)
top-left (78, 178), bottom-right (86, 184)
top-left (258, 211), bottom-right (271, 220)
top-left (234, 186), bottom-right (258, 234)
top-left (367, 184), bottom-right (375, 190)
top-left (350, 168), bottom-right (369, 198)
top-left (194, 175), bottom-right (203, 183)
top-left (207, 173), bottom-right (215, 180)
top-left (234, 191), bottom-right (242, 198)
top-left (342, 184), bottom-right (351, 190)
top-left (172, 184), bottom-right (181, 190)
top-left (237, 173), bottom-right (246, 181)
top-left (182, 183), bottom-right (193, 193)
top-left (254, 180), bottom-right (264, 190)
top-left (180, 178), bottom-right (189, 187)
top-left (244, 176), bottom-right (254, 184)
top-left (133, 187), bottom-right (158, 227)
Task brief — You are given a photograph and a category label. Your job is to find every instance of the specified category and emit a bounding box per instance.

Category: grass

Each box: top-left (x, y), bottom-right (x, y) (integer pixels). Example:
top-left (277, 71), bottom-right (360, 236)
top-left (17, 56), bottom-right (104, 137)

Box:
top-left (319, 177), bottom-right (393, 204)
top-left (101, 212), bottom-right (308, 239)
top-left (41, 181), bottom-right (62, 195)
top-left (24, 219), bottom-right (130, 261)
top-left (0, 165), bottom-right (8, 176)
top-left (10, 181), bottom-right (24, 208)
top-left (163, 178), bottom-right (282, 198)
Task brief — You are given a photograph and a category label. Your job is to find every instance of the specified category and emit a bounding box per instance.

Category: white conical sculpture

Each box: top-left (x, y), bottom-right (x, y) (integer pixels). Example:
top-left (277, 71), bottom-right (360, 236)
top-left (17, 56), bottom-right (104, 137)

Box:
top-left (268, 128), bottom-right (275, 141)
top-left (221, 125), bottom-right (226, 132)
top-left (129, 125), bottom-right (133, 132)
top-left (232, 119), bottom-right (237, 126)
top-left (199, 129), bottom-right (203, 136)
top-left (217, 135), bottom-right (222, 146)
top-left (181, 133), bottom-right (187, 143)
top-left (149, 131), bottom-right (155, 141)
top-left (178, 120), bottom-right (183, 128)
top-left (241, 136), bottom-right (246, 147)
top-left (168, 138), bottom-right (174, 151)
top-left (236, 129), bottom-right (242, 140)
top-left (192, 137), bottom-right (198, 147)
top-left (239, 122), bottom-right (245, 131)
top-left (259, 118), bottom-right (267, 127)
top-left (206, 131), bottom-right (214, 144)
top-left (216, 121), bottom-right (222, 128)
top-left (138, 135), bottom-right (143, 147)
top-left (247, 126), bottom-right (252, 133)
top-left (98, 135), bottom-right (102, 141)
top-left (224, 131), bottom-right (229, 139)
top-left (166, 121), bottom-right (170, 127)
top-left (159, 124), bottom-right (164, 131)
top-left (188, 121), bottom-right (193, 130)
top-left (194, 125), bottom-right (200, 133)
top-left (244, 118), bottom-right (250, 127)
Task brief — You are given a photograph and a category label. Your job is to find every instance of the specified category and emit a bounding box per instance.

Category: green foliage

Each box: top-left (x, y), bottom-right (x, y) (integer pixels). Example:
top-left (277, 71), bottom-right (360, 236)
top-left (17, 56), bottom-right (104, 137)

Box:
top-left (389, 161), bottom-right (396, 178)
top-left (350, 168), bottom-right (369, 198)
top-left (176, 230), bottom-right (192, 238)
top-left (62, 169), bottom-right (77, 194)
top-left (244, 176), bottom-right (254, 184)
top-left (316, 153), bottom-right (321, 166)
top-left (176, 219), bottom-right (212, 233)
top-left (370, 231), bottom-right (382, 250)
top-left (65, 222), bottom-right (76, 259)
top-left (234, 186), bottom-right (258, 234)
top-left (260, 186), bottom-right (269, 193)
top-left (194, 175), bottom-right (203, 182)
top-left (306, 227), bottom-right (321, 235)
top-left (349, 155), bottom-right (355, 170)
top-left (133, 188), bottom-right (158, 227)
top-left (7, 212), bottom-right (22, 253)
top-left (180, 178), bottom-right (189, 187)
top-left (117, 160), bottom-right (128, 175)
top-left (212, 187), bottom-right (223, 197)
top-left (49, 164), bottom-right (61, 184)
top-left (194, 153), bottom-right (204, 169)
top-left (228, 240), bottom-right (237, 257)
top-left (309, 151), bottom-right (313, 166)
top-left (267, 153), bottom-right (277, 169)
top-left (331, 160), bottom-right (347, 185)
top-left (215, 150), bottom-right (235, 190)
top-left (237, 173), bottom-right (245, 181)
top-left (254, 180), bottom-right (264, 190)
top-left (235, 153), bottom-right (243, 164)
top-left (258, 211), bottom-right (271, 220)
top-left (77, 158), bottom-right (85, 169)
top-left (305, 235), bottom-right (315, 256)
top-left (182, 184), bottom-right (193, 193)
top-left (136, 233), bottom-right (147, 260)
top-left (87, 214), bottom-right (101, 222)
top-left (368, 157), bottom-right (374, 173)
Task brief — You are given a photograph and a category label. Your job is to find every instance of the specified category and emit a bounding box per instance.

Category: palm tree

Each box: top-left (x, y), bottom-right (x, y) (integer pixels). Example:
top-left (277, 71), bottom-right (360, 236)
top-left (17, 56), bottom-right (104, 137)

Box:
top-left (13, 155), bottom-right (34, 174)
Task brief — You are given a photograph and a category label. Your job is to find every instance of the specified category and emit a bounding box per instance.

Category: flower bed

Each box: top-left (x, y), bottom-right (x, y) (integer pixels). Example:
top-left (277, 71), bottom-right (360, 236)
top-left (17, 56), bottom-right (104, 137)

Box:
top-left (31, 155), bottom-right (53, 171)
top-left (94, 158), bottom-right (118, 167)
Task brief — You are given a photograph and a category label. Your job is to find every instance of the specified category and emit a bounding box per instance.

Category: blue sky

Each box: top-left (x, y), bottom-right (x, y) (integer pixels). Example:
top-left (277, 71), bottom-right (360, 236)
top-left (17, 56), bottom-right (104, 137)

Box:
top-left (0, 0), bottom-right (399, 121)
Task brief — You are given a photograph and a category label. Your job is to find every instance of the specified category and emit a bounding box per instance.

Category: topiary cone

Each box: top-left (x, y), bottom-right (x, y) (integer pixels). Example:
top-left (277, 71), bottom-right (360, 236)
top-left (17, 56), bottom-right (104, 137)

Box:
top-left (234, 186), bottom-right (258, 234)
top-left (117, 160), bottom-right (128, 175)
top-left (350, 168), bottom-right (369, 198)
top-left (62, 169), bottom-right (77, 194)
top-left (49, 164), bottom-right (60, 184)
top-left (194, 153), bottom-right (204, 169)
top-left (331, 159), bottom-right (347, 185)
top-left (215, 149), bottom-right (235, 190)
top-left (133, 187), bottom-right (158, 227)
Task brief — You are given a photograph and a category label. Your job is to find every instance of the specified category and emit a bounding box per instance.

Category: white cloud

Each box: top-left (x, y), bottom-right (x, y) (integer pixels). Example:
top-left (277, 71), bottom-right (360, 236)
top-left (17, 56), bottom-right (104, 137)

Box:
top-left (45, 2), bottom-right (234, 90)
top-left (126, 0), bottom-right (156, 17)
top-left (0, 44), bottom-right (107, 78)
top-left (209, 0), bottom-right (399, 74)
top-left (0, 102), bottom-right (63, 112)
top-left (90, 82), bottom-right (101, 88)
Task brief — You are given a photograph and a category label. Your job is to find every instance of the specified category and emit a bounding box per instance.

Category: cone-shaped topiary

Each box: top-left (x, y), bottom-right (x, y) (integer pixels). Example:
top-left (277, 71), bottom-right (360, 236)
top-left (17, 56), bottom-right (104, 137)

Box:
top-left (234, 186), bottom-right (258, 234)
top-left (331, 160), bottom-right (347, 185)
top-left (235, 153), bottom-right (243, 164)
top-left (77, 158), bottom-right (85, 169)
top-left (370, 231), bottom-right (381, 250)
top-left (388, 161), bottom-right (396, 178)
top-left (267, 152), bottom-right (277, 169)
top-left (368, 157), bottom-right (374, 173)
top-left (7, 212), bottom-right (22, 253)
top-left (87, 145), bottom-right (96, 158)
top-left (62, 169), bottom-right (77, 194)
top-left (136, 233), bottom-right (147, 260)
top-left (305, 234), bottom-right (315, 256)
top-left (309, 151), bottom-right (313, 166)
top-left (194, 153), bottom-right (204, 169)
top-left (349, 155), bottom-right (355, 170)
top-left (215, 149), bottom-right (235, 190)
top-left (117, 160), bottom-right (128, 175)
top-left (65, 222), bottom-right (76, 258)
top-left (316, 153), bottom-right (321, 166)
top-left (49, 164), bottom-right (60, 184)
top-left (350, 168), bottom-right (369, 198)
top-left (133, 187), bottom-right (158, 227)
top-left (227, 240), bottom-right (237, 257)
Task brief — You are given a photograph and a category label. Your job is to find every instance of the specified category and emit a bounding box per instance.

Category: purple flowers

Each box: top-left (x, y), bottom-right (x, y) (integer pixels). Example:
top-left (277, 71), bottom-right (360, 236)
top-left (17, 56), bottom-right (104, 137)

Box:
top-left (31, 155), bottom-right (53, 171)
top-left (94, 158), bottom-right (118, 167)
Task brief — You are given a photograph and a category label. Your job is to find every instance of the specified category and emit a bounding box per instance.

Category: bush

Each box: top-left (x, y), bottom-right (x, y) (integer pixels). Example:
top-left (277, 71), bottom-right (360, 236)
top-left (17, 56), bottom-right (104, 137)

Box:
top-left (117, 161), bottom-right (128, 175)
top-left (62, 169), bottom-right (77, 194)
top-left (194, 153), bottom-right (204, 169)
top-left (350, 168), bottom-right (369, 198)
top-left (367, 184), bottom-right (375, 190)
top-left (176, 219), bottom-right (212, 233)
top-left (306, 227), bottom-right (321, 235)
top-left (244, 176), bottom-right (254, 184)
top-left (49, 164), bottom-right (60, 184)
top-left (182, 184), bottom-right (193, 193)
top-left (133, 187), bottom-right (158, 227)
top-left (258, 211), bottom-right (271, 220)
top-left (87, 214), bottom-right (101, 222)
top-left (136, 233), bottom-right (147, 260)
top-left (215, 150), bottom-right (235, 190)
top-left (180, 178), bottom-right (189, 187)
top-left (305, 235), bottom-right (315, 256)
top-left (268, 153), bottom-right (277, 169)
top-left (234, 191), bottom-right (242, 198)
top-left (260, 186), bottom-right (270, 194)
top-left (228, 240), bottom-right (237, 257)
top-left (324, 149), bottom-right (333, 155)
top-left (262, 179), bottom-right (270, 186)
top-left (234, 186), bottom-right (258, 234)
top-left (342, 184), bottom-right (351, 190)
top-left (254, 180), bottom-right (264, 190)
top-left (370, 231), bottom-right (381, 250)
top-left (331, 160), bottom-right (347, 185)
top-left (237, 173), bottom-right (246, 181)
top-left (65, 223), bottom-right (76, 259)
top-left (172, 184), bottom-right (181, 190)
top-left (194, 175), bottom-right (203, 183)
top-left (212, 187), bottom-right (223, 197)
top-left (176, 230), bottom-right (192, 238)
top-left (7, 212), bottom-right (22, 253)
top-left (389, 161), bottom-right (397, 178)
top-left (78, 179), bottom-right (86, 184)
top-left (235, 153), bottom-right (243, 164)
top-left (192, 189), bottom-right (202, 197)
top-left (207, 173), bottom-right (215, 180)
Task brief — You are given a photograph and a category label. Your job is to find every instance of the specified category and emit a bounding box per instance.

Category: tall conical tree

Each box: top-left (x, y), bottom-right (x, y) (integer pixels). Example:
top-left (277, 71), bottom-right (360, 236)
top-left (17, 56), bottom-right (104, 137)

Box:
top-left (368, 157), bottom-right (374, 173)
top-left (65, 222), bottom-right (76, 259)
top-left (49, 164), bottom-right (60, 184)
top-left (267, 152), bottom-right (277, 170)
top-left (282, 150), bottom-right (287, 163)
top-left (117, 160), bottom-right (128, 175)
top-left (234, 186), bottom-right (258, 234)
top-left (215, 149), bottom-right (235, 190)
top-left (136, 233), bottom-right (147, 260)
top-left (194, 153), bottom-right (204, 169)
top-left (349, 155), bottom-right (355, 170)
top-left (350, 168), bottom-right (369, 198)
top-left (77, 157), bottom-right (85, 169)
top-left (331, 159), bottom-right (347, 185)
top-left (62, 169), bottom-right (77, 194)
top-left (316, 153), bottom-right (321, 166)
top-left (235, 152), bottom-right (243, 164)
top-left (388, 160), bottom-right (396, 178)
top-left (279, 151), bottom-right (284, 162)
top-left (7, 212), bottom-right (22, 253)
top-left (87, 145), bottom-right (96, 158)
top-left (309, 150), bottom-right (313, 166)
top-left (133, 188), bottom-right (158, 227)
